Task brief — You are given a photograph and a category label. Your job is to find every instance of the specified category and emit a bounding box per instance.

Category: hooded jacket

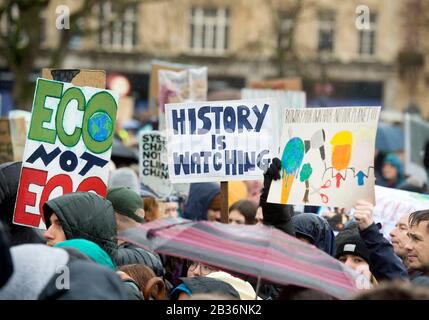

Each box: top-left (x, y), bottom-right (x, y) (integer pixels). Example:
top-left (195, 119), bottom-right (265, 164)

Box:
top-left (116, 242), bottom-right (164, 277)
top-left (0, 161), bottom-right (45, 245)
top-left (43, 192), bottom-right (118, 262)
top-left (184, 183), bottom-right (220, 220)
top-left (381, 153), bottom-right (405, 188)
top-left (292, 213), bottom-right (336, 256)
top-left (0, 222), bottom-right (13, 288)
top-left (38, 260), bottom-right (129, 300)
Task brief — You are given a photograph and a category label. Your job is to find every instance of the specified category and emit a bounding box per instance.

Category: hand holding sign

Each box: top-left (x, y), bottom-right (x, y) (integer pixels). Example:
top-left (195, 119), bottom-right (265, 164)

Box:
top-left (353, 200), bottom-right (374, 231)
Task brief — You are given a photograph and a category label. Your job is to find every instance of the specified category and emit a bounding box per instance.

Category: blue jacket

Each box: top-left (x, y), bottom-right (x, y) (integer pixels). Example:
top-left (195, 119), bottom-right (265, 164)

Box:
top-left (359, 223), bottom-right (408, 281)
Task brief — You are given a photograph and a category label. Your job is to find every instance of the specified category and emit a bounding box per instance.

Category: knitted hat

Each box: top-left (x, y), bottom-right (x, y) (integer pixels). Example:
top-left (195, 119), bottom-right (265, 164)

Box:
top-left (335, 228), bottom-right (370, 263)
top-left (108, 167), bottom-right (140, 194)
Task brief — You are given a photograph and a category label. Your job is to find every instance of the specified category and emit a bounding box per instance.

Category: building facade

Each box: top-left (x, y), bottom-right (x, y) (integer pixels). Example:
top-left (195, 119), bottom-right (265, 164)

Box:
top-left (1, 0), bottom-right (428, 115)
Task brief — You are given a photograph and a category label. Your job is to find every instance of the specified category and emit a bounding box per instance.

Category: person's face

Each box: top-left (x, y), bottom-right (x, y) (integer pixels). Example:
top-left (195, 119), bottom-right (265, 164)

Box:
top-left (44, 213), bottom-right (66, 246)
top-left (135, 208), bottom-right (145, 219)
top-left (187, 261), bottom-right (217, 277)
top-left (338, 254), bottom-right (372, 280)
top-left (164, 202), bottom-right (179, 218)
top-left (228, 210), bottom-right (246, 225)
top-left (406, 221), bottom-right (429, 270)
top-left (382, 163), bottom-right (398, 181)
top-left (207, 209), bottom-right (221, 222)
top-left (389, 214), bottom-right (410, 259)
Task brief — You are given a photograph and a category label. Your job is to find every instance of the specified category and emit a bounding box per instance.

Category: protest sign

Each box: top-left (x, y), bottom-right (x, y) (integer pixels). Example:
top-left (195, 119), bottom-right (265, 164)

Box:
top-left (0, 118), bottom-right (13, 163)
top-left (9, 110), bottom-right (31, 161)
top-left (373, 185), bottom-right (429, 238)
top-left (249, 78), bottom-right (303, 91)
top-left (404, 114), bottom-right (429, 185)
top-left (158, 67), bottom-right (208, 130)
top-left (117, 96), bottom-right (135, 127)
top-left (139, 130), bottom-right (189, 198)
top-left (241, 89), bottom-right (306, 109)
top-left (42, 68), bottom-right (106, 88)
top-left (268, 107), bottom-right (381, 208)
top-left (148, 61), bottom-right (187, 113)
top-left (13, 78), bottom-right (118, 229)
top-left (165, 99), bottom-right (278, 183)
top-left (241, 88), bottom-right (306, 147)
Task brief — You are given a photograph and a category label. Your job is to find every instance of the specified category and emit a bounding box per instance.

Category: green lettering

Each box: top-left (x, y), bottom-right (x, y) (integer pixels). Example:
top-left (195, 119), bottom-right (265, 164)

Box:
top-left (28, 79), bottom-right (63, 143)
top-left (56, 87), bottom-right (85, 147)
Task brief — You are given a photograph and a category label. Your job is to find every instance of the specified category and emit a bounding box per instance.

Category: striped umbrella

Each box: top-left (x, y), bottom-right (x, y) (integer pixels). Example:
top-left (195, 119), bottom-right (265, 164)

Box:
top-left (118, 217), bottom-right (362, 299)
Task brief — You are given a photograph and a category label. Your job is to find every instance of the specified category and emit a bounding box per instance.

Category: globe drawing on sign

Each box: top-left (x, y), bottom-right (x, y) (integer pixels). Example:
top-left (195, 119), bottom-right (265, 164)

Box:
top-left (88, 112), bottom-right (113, 142)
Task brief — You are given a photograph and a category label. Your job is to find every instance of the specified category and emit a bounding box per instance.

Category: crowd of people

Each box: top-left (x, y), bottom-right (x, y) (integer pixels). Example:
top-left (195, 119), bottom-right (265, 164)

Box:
top-left (1, 144), bottom-right (429, 301)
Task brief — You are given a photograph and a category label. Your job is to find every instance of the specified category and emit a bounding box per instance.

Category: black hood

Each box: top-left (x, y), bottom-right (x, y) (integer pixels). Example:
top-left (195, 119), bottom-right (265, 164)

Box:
top-left (43, 192), bottom-right (118, 261)
top-left (0, 161), bottom-right (45, 245)
top-left (0, 162), bottom-right (21, 224)
top-left (0, 222), bottom-right (13, 288)
top-left (38, 260), bottom-right (129, 300)
top-left (292, 213), bottom-right (336, 256)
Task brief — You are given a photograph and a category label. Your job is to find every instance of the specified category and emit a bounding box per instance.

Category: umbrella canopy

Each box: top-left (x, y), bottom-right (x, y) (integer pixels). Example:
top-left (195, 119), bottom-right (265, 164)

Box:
top-left (118, 218), bottom-right (361, 299)
top-left (376, 122), bottom-right (404, 152)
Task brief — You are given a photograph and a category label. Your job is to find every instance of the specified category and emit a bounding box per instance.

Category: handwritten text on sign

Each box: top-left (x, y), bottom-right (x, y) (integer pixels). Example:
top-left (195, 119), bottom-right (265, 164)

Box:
top-left (165, 99), bottom-right (278, 183)
top-left (13, 78), bottom-right (118, 229)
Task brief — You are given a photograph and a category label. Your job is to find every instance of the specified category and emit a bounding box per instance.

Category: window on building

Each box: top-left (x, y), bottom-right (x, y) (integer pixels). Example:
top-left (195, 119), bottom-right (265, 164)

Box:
top-left (190, 7), bottom-right (229, 55)
top-left (318, 11), bottom-right (335, 54)
top-left (98, 2), bottom-right (138, 51)
top-left (359, 13), bottom-right (377, 57)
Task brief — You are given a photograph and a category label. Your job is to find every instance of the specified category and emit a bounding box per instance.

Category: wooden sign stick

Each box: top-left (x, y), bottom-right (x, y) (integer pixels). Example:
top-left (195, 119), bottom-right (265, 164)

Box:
top-left (220, 181), bottom-right (229, 224)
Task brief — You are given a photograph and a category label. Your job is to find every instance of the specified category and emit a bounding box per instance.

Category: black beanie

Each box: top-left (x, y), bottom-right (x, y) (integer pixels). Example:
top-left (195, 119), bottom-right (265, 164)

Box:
top-left (335, 228), bottom-right (370, 263)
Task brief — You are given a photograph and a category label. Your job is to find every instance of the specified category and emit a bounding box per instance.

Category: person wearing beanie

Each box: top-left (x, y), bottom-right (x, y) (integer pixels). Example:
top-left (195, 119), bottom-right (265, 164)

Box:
top-left (335, 227), bottom-right (376, 286)
top-left (106, 187), bottom-right (145, 234)
top-left (108, 167), bottom-right (140, 194)
top-left (337, 200), bottom-right (409, 287)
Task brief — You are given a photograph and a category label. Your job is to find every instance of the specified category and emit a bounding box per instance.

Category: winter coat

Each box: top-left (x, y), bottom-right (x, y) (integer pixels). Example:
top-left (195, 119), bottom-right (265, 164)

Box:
top-left (359, 223), bottom-right (408, 281)
top-left (0, 222), bottom-right (13, 288)
top-left (0, 161), bottom-right (45, 245)
top-left (0, 244), bottom-right (69, 299)
top-left (38, 260), bottom-right (129, 300)
top-left (116, 242), bottom-right (164, 277)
